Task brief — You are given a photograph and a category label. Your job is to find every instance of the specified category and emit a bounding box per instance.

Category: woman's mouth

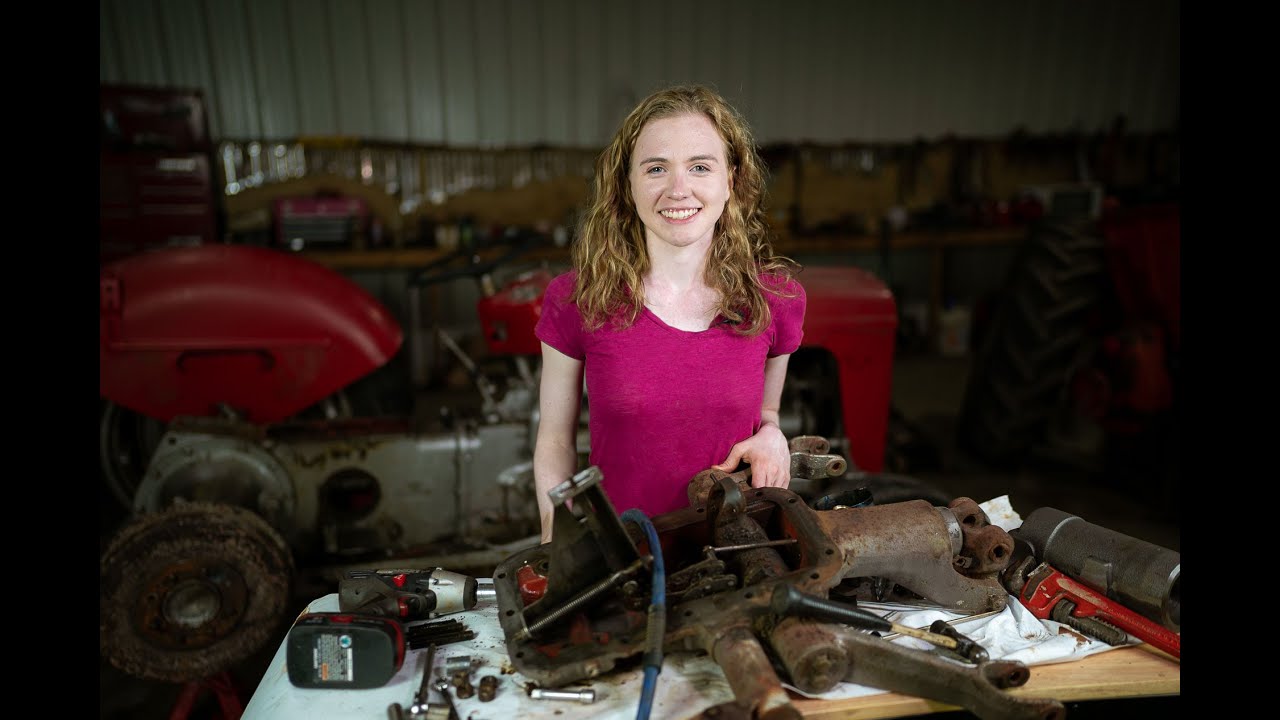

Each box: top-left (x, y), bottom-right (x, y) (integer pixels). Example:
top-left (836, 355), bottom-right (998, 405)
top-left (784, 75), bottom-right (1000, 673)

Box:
top-left (660, 208), bottom-right (699, 220)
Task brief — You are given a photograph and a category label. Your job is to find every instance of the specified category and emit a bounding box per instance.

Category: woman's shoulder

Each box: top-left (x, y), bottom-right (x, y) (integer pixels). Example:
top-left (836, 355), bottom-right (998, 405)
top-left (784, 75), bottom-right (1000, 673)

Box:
top-left (759, 271), bottom-right (805, 299)
top-left (545, 270), bottom-right (579, 300)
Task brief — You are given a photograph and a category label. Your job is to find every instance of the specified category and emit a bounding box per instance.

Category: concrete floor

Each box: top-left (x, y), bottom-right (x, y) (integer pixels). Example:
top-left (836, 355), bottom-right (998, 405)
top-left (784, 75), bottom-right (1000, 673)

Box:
top-left (99, 350), bottom-right (1179, 719)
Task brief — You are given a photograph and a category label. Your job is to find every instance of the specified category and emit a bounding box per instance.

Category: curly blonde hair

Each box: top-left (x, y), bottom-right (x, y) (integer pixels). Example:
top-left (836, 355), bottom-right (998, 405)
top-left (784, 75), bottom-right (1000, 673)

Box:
top-left (570, 84), bottom-right (797, 335)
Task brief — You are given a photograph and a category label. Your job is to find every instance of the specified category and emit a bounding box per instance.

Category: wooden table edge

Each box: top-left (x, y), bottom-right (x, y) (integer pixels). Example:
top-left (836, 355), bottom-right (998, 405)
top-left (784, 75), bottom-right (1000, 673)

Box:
top-left (790, 644), bottom-right (1180, 719)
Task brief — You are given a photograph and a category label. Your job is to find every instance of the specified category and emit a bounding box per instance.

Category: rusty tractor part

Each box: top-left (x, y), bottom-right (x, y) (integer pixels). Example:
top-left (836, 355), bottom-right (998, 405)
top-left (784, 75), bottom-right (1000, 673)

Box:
top-left (493, 442), bottom-right (1065, 720)
top-left (948, 496), bottom-right (1016, 577)
top-left (100, 501), bottom-right (294, 682)
top-left (1011, 506), bottom-right (1180, 633)
top-left (686, 435), bottom-right (847, 508)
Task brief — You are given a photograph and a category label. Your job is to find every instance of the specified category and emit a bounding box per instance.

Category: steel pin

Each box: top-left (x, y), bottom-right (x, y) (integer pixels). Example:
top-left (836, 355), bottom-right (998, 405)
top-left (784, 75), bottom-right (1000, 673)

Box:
top-left (529, 687), bottom-right (596, 704)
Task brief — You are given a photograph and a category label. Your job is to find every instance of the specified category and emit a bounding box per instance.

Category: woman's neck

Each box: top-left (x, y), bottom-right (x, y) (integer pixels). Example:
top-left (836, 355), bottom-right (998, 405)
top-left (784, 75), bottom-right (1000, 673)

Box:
top-left (643, 242), bottom-right (720, 330)
top-left (645, 235), bottom-right (712, 291)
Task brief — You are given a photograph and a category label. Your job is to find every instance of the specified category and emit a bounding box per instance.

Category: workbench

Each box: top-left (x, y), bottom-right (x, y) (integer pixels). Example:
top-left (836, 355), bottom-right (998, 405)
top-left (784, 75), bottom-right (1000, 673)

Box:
top-left (241, 587), bottom-right (1179, 720)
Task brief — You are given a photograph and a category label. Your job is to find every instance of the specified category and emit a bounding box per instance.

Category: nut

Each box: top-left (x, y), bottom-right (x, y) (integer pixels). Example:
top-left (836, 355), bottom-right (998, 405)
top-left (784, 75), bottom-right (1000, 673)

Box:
top-left (478, 675), bottom-right (499, 702)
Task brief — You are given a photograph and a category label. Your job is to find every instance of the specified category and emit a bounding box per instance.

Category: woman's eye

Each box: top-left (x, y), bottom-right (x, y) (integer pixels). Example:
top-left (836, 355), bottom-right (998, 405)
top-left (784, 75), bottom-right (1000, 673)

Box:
top-left (645, 166), bottom-right (665, 175)
top-left (692, 164), bottom-right (710, 172)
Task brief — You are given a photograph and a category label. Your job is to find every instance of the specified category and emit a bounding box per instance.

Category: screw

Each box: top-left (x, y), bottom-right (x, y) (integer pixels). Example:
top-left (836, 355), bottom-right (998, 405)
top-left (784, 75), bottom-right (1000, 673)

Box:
top-left (529, 687), bottom-right (596, 704)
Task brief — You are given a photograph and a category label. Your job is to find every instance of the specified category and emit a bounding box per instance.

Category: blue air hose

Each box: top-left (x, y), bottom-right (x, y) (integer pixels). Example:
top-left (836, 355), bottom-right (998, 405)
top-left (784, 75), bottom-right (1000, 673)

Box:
top-left (621, 508), bottom-right (666, 720)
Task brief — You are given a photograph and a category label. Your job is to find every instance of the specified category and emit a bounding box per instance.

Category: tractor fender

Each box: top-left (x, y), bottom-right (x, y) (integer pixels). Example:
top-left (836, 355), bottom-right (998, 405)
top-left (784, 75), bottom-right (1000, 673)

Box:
top-left (100, 244), bottom-right (403, 423)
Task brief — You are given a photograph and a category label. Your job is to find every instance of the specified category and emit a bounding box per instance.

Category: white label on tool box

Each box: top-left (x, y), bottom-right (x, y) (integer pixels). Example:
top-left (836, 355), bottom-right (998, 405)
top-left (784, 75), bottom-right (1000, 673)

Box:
top-left (313, 633), bottom-right (355, 682)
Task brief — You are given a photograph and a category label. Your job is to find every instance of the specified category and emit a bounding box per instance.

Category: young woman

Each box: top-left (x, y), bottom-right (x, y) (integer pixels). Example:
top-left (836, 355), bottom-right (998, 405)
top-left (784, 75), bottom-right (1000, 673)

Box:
top-left (533, 85), bottom-right (806, 541)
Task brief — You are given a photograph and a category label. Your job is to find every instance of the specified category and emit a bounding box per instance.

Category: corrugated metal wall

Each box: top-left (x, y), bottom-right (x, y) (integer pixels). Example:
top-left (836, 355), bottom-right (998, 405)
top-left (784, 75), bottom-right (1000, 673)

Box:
top-left (100, 0), bottom-right (1179, 147)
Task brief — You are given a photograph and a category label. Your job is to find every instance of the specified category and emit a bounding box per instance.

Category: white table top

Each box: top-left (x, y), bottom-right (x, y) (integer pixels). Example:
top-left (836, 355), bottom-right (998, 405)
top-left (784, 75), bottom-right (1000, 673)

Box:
top-left (241, 590), bottom-right (742, 720)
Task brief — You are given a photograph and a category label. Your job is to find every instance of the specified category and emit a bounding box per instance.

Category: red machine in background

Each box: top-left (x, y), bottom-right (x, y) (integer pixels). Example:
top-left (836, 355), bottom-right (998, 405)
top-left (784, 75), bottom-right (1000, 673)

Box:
top-left (792, 267), bottom-right (896, 477)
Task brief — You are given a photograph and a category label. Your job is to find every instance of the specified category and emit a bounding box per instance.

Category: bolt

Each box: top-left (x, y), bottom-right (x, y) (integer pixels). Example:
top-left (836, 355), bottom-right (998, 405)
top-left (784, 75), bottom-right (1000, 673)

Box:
top-left (529, 687), bottom-right (596, 704)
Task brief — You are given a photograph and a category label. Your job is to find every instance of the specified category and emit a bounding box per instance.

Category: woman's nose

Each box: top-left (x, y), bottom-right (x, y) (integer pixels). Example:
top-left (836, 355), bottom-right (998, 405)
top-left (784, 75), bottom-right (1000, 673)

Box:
top-left (667, 172), bottom-right (690, 199)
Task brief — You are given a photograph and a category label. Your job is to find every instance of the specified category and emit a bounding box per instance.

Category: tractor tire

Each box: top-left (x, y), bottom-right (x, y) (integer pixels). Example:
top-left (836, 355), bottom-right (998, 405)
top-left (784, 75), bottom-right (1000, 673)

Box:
top-left (100, 400), bottom-right (166, 512)
top-left (957, 219), bottom-right (1107, 466)
top-left (100, 501), bottom-right (294, 683)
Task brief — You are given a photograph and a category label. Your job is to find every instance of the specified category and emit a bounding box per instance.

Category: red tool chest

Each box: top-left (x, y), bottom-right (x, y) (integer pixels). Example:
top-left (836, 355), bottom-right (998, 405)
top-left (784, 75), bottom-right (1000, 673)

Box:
top-left (273, 196), bottom-right (369, 251)
top-left (99, 85), bottom-right (218, 264)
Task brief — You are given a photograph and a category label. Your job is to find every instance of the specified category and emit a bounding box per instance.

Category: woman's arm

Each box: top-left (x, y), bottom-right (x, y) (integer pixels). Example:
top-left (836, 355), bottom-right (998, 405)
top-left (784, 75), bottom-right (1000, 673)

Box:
top-left (533, 341), bottom-right (585, 542)
top-left (713, 353), bottom-right (793, 487)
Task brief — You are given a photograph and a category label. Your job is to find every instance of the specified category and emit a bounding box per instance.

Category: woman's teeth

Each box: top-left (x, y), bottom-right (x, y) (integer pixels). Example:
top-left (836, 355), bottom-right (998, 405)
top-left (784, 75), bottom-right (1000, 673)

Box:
top-left (661, 208), bottom-right (698, 220)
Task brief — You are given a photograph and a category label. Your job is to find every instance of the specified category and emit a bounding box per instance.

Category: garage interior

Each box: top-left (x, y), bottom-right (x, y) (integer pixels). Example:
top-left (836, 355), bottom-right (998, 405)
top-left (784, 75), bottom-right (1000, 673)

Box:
top-left (99, 1), bottom-right (1179, 718)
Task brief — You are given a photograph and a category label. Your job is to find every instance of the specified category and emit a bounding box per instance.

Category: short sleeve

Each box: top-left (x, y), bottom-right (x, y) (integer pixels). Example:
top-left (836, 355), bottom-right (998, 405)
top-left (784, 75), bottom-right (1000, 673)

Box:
top-left (768, 277), bottom-right (806, 357)
top-left (534, 271), bottom-right (587, 360)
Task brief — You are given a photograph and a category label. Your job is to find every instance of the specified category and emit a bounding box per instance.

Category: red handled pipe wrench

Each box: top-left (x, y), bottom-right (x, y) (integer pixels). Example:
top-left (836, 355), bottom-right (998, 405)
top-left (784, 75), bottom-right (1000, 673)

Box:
top-left (1003, 556), bottom-right (1181, 659)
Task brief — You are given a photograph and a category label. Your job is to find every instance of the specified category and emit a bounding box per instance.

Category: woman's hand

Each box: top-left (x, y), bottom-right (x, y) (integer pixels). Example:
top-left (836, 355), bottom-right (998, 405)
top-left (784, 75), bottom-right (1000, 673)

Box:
top-left (713, 421), bottom-right (791, 488)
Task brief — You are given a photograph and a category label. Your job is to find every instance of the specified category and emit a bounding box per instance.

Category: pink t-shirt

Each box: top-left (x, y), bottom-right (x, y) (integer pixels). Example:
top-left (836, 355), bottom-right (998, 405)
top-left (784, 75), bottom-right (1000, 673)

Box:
top-left (535, 270), bottom-right (806, 519)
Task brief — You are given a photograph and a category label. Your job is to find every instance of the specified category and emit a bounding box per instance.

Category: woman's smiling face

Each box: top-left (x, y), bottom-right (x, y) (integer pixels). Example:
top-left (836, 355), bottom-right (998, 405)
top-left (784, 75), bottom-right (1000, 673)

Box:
top-left (629, 112), bottom-right (732, 252)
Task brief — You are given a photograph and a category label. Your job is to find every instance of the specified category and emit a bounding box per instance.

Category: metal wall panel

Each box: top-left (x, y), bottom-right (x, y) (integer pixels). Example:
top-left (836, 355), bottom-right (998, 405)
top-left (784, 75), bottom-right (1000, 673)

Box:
top-left (204, 1), bottom-right (261, 139)
top-left (438, 0), bottom-right (480, 145)
top-left (506, 0), bottom-right (544, 145)
top-left (103, 0), bottom-right (168, 86)
top-left (100, 0), bottom-right (1181, 146)
top-left (570, 0), bottom-right (604, 146)
top-left (403, 0), bottom-right (447, 144)
top-left (286, 0), bottom-right (339, 138)
top-left (473, 0), bottom-right (513, 147)
top-left (100, 0), bottom-right (122, 84)
top-left (327, 0), bottom-right (376, 137)
top-left (156, 0), bottom-right (219, 137)
top-left (598, 2), bottom-right (630, 135)
top-left (246, 0), bottom-right (300, 140)
top-left (366, 0), bottom-right (410, 141)
top-left (539, 0), bottom-right (575, 146)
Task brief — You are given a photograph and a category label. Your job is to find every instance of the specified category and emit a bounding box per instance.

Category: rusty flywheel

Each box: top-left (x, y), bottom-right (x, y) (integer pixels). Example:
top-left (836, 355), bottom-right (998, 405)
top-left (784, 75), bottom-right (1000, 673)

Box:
top-left (100, 501), bottom-right (294, 682)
